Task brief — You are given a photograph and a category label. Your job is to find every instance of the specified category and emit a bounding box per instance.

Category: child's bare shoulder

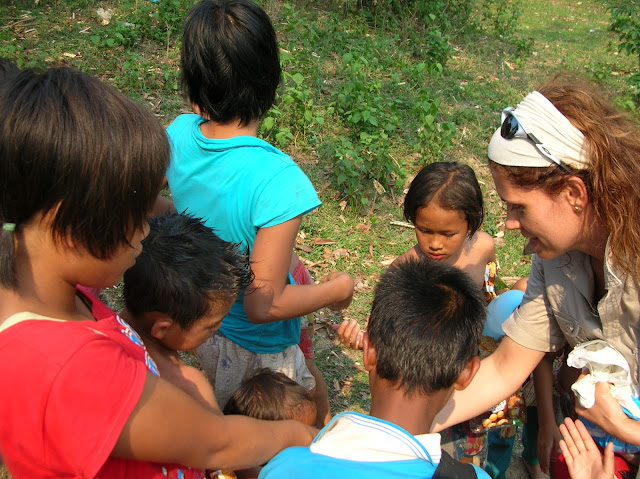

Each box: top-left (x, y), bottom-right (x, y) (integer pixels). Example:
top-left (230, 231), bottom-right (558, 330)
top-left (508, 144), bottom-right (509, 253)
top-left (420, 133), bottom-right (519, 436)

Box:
top-left (469, 231), bottom-right (496, 262)
top-left (392, 245), bottom-right (422, 266)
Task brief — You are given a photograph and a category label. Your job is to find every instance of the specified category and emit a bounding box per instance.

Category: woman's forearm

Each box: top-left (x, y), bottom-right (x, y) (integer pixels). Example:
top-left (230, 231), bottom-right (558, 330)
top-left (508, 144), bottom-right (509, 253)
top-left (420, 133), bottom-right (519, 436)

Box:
top-left (432, 337), bottom-right (544, 431)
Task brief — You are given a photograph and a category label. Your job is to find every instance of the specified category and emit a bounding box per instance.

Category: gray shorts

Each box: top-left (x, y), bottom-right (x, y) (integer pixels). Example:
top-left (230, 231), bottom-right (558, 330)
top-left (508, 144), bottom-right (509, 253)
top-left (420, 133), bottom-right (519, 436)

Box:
top-left (195, 333), bottom-right (316, 409)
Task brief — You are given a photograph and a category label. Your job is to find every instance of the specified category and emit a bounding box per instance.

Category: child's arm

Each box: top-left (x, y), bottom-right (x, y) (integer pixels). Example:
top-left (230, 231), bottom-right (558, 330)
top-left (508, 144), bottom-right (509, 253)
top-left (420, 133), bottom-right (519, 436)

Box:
top-left (150, 178), bottom-right (176, 217)
top-left (151, 193), bottom-right (176, 217)
top-left (533, 352), bottom-right (561, 473)
top-left (180, 364), bottom-right (222, 414)
top-left (113, 372), bottom-right (317, 470)
top-left (243, 216), bottom-right (353, 323)
top-left (558, 418), bottom-right (614, 479)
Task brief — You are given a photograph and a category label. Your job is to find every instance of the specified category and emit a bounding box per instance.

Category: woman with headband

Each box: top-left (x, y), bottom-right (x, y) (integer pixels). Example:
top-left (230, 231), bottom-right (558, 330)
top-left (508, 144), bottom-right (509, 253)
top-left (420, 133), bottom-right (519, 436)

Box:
top-left (433, 75), bottom-right (640, 478)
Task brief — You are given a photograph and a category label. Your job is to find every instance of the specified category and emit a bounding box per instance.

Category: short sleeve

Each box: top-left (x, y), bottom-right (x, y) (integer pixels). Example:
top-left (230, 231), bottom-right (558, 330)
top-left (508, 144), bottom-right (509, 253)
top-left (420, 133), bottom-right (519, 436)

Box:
top-left (45, 336), bottom-right (147, 478)
top-left (253, 163), bottom-right (321, 229)
top-left (502, 255), bottom-right (567, 353)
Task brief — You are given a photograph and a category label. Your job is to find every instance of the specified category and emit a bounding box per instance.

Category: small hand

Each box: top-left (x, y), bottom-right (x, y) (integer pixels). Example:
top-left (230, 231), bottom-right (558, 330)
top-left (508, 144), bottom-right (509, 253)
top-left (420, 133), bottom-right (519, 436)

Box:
top-left (320, 272), bottom-right (354, 310)
top-left (537, 419), bottom-right (562, 473)
top-left (558, 418), bottom-right (614, 479)
top-left (331, 319), bottom-right (364, 350)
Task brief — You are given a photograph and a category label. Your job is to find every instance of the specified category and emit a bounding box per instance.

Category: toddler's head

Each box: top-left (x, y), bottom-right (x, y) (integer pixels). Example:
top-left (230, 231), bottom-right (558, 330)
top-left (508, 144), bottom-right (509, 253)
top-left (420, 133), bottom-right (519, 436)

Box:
top-left (123, 212), bottom-right (249, 351)
top-left (0, 67), bottom-right (168, 288)
top-left (224, 368), bottom-right (317, 426)
top-left (404, 162), bottom-right (484, 237)
top-left (366, 257), bottom-right (485, 396)
top-left (180, 0), bottom-right (281, 126)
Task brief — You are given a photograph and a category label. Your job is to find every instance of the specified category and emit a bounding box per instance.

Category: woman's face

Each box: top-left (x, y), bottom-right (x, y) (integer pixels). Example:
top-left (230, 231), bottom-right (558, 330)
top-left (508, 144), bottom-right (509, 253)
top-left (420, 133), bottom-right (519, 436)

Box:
top-left (490, 166), bottom-right (580, 260)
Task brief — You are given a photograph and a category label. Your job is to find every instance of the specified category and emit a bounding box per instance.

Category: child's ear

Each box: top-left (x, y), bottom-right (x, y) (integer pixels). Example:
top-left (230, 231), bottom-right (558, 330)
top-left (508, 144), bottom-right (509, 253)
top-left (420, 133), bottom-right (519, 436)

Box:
top-left (362, 333), bottom-right (376, 372)
top-left (453, 356), bottom-right (481, 391)
top-left (148, 312), bottom-right (175, 341)
top-left (191, 103), bottom-right (210, 120)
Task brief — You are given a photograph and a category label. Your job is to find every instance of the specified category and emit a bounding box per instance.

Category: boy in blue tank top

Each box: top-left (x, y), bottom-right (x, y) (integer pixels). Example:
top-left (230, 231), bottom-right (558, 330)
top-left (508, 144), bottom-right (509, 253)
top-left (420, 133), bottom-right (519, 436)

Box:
top-left (260, 257), bottom-right (491, 479)
top-left (166, 0), bottom-right (353, 423)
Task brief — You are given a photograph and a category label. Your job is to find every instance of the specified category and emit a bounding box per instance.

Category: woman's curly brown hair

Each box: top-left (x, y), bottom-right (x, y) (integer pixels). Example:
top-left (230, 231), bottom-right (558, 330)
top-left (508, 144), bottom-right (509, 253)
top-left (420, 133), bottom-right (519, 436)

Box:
top-left (491, 74), bottom-right (640, 277)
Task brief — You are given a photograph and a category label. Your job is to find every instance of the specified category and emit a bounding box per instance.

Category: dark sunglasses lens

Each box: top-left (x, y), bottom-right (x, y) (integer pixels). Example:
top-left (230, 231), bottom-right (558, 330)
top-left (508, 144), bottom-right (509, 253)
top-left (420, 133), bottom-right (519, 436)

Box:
top-left (501, 114), bottom-right (519, 139)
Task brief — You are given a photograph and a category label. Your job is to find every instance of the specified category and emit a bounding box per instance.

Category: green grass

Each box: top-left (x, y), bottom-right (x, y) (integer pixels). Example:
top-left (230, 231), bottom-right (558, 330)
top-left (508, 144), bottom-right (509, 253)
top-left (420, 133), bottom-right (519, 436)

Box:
top-left (0, 0), bottom-right (638, 446)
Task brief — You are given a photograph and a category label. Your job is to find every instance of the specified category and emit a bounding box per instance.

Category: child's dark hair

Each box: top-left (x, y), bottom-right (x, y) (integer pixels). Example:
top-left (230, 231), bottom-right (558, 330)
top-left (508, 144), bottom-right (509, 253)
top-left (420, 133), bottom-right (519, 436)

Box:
top-left (123, 213), bottom-right (250, 330)
top-left (0, 58), bottom-right (19, 83)
top-left (181, 0), bottom-right (281, 126)
top-left (0, 67), bottom-right (169, 288)
top-left (403, 162), bottom-right (484, 237)
top-left (368, 257), bottom-right (485, 396)
top-left (224, 368), bottom-right (316, 422)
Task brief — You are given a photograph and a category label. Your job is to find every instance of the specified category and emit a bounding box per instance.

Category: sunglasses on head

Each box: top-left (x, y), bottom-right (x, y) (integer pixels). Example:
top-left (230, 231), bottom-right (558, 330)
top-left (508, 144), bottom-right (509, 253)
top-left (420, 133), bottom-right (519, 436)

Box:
top-left (500, 107), bottom-right (570, 171)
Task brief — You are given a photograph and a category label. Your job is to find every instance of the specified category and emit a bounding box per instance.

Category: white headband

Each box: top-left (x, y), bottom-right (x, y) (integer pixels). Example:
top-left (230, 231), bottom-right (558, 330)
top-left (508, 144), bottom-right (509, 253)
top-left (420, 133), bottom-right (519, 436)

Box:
top-left (488, 91), bottom-right (589, 170)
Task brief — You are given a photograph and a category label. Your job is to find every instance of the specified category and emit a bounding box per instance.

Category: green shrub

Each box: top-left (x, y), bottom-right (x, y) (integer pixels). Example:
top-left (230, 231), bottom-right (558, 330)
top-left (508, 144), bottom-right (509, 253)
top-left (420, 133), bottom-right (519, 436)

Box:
top-left (608, 0), bottom-right (640, 104)
top-left (478, 0), bottom-right (522, 37)
top-left (609, 0), bottom-right (640, 68)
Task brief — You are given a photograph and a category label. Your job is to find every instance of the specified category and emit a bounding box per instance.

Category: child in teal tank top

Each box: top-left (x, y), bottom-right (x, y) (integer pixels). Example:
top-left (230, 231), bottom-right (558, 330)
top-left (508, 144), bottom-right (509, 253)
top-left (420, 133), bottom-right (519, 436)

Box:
top-left (166, 0), bottom-right (353, 426)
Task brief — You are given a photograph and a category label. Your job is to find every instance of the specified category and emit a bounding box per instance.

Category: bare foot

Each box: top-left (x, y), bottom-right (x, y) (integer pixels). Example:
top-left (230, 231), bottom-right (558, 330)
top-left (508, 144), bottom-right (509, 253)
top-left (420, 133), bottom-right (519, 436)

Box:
top-left (524, 461), bottom-right (549, 479)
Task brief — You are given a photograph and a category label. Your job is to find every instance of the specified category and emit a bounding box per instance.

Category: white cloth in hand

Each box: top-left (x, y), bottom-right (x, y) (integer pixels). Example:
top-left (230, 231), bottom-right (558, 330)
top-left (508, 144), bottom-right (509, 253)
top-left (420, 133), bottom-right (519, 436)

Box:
top-left (567, 339), bottom-right (640, 419)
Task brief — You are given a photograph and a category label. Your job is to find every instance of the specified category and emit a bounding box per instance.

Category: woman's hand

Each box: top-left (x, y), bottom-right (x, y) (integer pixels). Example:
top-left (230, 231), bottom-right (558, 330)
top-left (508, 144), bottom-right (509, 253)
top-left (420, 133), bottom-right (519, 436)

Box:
top-left (575, 379), bottom-right (640, 446)
top-left (575, 381), bottom-right (621, 426)
top-left (558, 418), bottom-right (614, 479)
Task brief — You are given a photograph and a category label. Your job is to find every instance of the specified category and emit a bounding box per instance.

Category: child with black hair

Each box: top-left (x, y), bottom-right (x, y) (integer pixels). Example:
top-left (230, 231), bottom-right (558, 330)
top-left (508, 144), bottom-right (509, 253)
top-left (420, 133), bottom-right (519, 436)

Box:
top-left (335, 162), bottom-right (518, 348)
top-left (166, 0), bottom-right (353, 424)
top-left (333, 162), bottom-right (533, 477)
top-left (260, 257), bottom-right (491, 478)
top-left (0, 67), bottom-right (315, 479)
top-left (397, 161), bottom-right (496, 279)
top-left (121, 212), bottom-right (249, 412)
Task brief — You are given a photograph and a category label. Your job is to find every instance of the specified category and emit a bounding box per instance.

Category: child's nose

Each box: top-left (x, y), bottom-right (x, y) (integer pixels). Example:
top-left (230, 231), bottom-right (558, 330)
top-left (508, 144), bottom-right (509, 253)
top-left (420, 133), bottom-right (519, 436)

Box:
top-left (429, 238), bottom-right (443, 250)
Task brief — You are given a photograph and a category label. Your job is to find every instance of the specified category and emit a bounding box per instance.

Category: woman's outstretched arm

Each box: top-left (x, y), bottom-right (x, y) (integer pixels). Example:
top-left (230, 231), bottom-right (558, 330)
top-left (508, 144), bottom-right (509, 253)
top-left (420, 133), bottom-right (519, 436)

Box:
top-left (432, 336), bottom-right (545, 431)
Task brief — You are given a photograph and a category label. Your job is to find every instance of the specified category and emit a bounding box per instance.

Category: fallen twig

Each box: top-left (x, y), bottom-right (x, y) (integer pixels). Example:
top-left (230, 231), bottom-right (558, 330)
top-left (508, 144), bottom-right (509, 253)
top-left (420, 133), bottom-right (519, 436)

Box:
top-left (390, 220), bottom-right (414, 229)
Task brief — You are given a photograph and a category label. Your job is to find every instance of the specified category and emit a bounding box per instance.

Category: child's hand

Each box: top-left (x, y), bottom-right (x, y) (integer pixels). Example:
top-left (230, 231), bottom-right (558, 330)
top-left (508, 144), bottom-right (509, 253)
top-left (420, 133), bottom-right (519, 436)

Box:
top-left (319, 272), bottom-right (354, 310)
top-left (331, 319), bottom-right (364, 350)
top-left (537, 416), bottom-right (562, 473)
top-left (558, 418), bottom-right (614, 479)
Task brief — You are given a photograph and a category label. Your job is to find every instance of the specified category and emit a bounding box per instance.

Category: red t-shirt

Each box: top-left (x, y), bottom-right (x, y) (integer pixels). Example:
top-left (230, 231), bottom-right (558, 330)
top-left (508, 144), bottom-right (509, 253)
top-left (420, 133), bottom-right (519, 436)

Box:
top-left (0, 288), bottom-right (205, 479)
